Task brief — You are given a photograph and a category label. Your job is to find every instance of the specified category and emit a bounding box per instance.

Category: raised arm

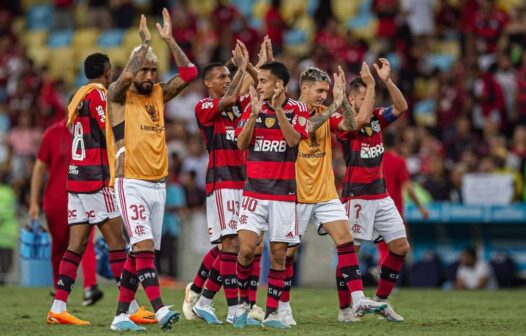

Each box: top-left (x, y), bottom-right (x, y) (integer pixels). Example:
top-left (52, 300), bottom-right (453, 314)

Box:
top-left (237, 86), bottom-right (261, 150)
top-left (108, 15), bottom-right (151, 103)
top-left (308, 70), bottom-right (344, 135)
top-left (374, 58), bottom-right (408, 117)
top-left (218, 42), bottom-right (248, 111)
top-left (272, 82), bottom-right (301, 147)
top-left (338, 66), bottom-right (357, 131)
top-left (157, 8), bottom-right (197, 102)
top-left (240, 36), bottom-right (273, 95)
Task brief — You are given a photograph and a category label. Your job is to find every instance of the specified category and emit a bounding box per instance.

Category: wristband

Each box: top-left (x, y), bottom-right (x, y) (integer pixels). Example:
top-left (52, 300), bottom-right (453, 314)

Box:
top-left (179, 65), bottom-right (198, 83)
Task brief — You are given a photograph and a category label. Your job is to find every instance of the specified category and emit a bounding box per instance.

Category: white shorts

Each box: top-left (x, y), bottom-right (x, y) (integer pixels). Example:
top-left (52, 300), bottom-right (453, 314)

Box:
top-left (114, 178), bottom-right (166, 250)
top-left (68, 187), bottom-right (120, 225)
top-left (206, 189), bottom-right (242, 244)
top-left (297, 199), bottom-right (348, 236)
top-left (237, 196), bottom-right (299, 245)
top-left (344, 196), bottom-right (406, 245)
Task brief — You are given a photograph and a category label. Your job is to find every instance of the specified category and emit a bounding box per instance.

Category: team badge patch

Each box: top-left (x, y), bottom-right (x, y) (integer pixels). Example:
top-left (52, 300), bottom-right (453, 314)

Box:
top-left (364, 126), bottom-right (373, 136)
top-left (145, 105), bottom-right (159, 122)
top-left (298, 116), bottom-right (307, 126)
top-left (265, 117), bottom-right (276, 128)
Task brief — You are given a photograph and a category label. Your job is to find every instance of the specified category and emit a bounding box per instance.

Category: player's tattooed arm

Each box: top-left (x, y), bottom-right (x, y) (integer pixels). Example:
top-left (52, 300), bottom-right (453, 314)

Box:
top-left (219, 41), bottom-right (248, 111)
top-left (157, 8), bottom-right (196, 102)
top-left (108, 15), bottom-right (151, 103)
top-left (374, 58), bottom-right (408, 117)
top-left (237, 86), bottom-right (261, 150)
top-left (309, 70), bottom-right (344, 135)
top-left (341, 95), bottom-right (357, 131)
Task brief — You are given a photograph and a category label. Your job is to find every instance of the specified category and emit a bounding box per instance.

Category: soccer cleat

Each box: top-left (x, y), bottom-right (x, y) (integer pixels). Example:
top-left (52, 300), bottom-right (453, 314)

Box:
top-left (157, 307), bottom-right (180, 330)
top-left (337, 307), bottom-right (362, 322)
top-left (192, 304), bottom-right (223, 325)
top-left (232, 302), bottom-right (251, 328)
top-left (248, 304), bottom-right (265, 322)
top-left (278, 308), bottom-right (297, 326)
top-left (111, 317), bottom-right (146, 332)
top-left (377, 301), bottom-right (404, 322)
top-left (352, 297), bottom-right (387, 317)
top-left (82, 285), bottom-right (104, 306)
top-left (47, 311), bottom-right (90, 325)
top-left (226, 315), bottom-right (261, 326)
top-left (182, 282), bottom-right (200, 320)
top-left (130, 306), bottom-right (157, 324)
top-left (262, 313), bottom-right (291, 329)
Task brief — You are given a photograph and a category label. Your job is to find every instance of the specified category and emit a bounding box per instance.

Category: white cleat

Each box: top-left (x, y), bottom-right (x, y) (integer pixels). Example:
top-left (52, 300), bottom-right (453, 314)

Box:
top-left (352, 297), bottom-right (387, 317)
top-left (278, 308), bottom-right (297, 326)
top-left (337, 307), bottom-right (362, 322)
top-left (377, 301), bottom-right (404, 322)
top-left (248, 304), bottom-right (265, 322)
top-left (262, 312), bottom-right (290, 329)
top-left (182, 283), bottom-right (200, 320)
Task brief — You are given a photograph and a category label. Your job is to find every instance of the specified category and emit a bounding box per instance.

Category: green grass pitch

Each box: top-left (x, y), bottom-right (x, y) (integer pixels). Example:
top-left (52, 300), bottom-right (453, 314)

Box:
top-left (2, 286), bottom-right (525, 335)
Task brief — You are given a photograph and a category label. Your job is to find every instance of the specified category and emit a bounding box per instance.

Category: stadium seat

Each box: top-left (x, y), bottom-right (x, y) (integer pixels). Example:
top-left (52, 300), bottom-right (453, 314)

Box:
top-left (47, 30), bottom-right (73, 48)
top-left (332, 0), bottom-right (359, 23)
top-left (48, 47), bottom-right (76, 84)
top-left (23, 30), bottom-right (48, 47)
top-left (98, 29), bottom-right (125, 48)
top-left (231, 0), bottom-right (256, 18)
top-left (27, 4), bottom-right (53, 31)
top-left (72, 29), bottom-right (100, 50)
top-left (26, 45), bottom-right (50, 67)
top-left (105, 48), bottom-right (130, 68)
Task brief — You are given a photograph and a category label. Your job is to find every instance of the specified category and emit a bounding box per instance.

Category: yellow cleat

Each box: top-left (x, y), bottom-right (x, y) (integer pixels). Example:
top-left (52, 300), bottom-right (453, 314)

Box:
top-left (130, 306), bottom-right (157, 324)
top-left (47, 311), bottom-right (90, 325)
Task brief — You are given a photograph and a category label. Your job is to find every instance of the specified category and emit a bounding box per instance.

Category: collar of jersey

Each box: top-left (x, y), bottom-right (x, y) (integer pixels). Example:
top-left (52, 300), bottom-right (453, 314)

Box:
top-left (264, 97), bottom-right (290, 111)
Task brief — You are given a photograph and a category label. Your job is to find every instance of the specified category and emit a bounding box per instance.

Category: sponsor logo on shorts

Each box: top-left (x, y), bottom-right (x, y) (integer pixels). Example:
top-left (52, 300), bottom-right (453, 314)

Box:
top-left (135, 224), bottom-right (146, 236)
top-left (86, 210), bottom-right (95, 219)
top-left (68, 209), bottom-right (77, 218)
top-left (228, 219), bottom-right (237, 230)
top-left (239, 215), bottom-right (248, 225)
top-left (286, 231), bottom-right (294, 238)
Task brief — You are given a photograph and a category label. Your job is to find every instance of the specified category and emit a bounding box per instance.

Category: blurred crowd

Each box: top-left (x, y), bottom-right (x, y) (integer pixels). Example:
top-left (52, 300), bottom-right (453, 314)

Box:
top-left (2, 0), bottom-right (526, 223)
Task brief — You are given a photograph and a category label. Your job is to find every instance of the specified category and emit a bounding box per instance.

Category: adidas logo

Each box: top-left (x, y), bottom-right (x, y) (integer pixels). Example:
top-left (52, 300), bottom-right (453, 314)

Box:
top-left (286, 231), bottom-right (294, 238)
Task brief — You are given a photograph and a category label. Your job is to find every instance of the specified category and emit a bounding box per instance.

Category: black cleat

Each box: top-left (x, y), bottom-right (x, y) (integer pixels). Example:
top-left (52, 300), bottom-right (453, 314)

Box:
top-left (82, 285), bottom-right (104, 306)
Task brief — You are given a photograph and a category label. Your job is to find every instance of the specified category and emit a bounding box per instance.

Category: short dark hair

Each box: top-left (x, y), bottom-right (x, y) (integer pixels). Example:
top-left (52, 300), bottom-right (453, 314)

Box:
top-left (201, 62), bottom-right (226, 81)
top-left (260, 61), bottom-right (290, 85)
top-left (84, 53), bottom-right (110, 79)
top-left (349, 77), bottom-right (366, 92)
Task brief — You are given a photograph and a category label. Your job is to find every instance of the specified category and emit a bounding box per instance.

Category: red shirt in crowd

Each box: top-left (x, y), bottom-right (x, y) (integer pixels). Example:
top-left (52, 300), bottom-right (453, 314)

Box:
top-left (383, 149), bottom-right (410, 216)
top-left (37, 118), bottom-right (70, 211)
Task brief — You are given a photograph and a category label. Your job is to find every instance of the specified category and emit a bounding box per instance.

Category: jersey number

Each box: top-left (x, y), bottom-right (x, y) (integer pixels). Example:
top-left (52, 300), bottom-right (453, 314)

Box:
top-left (130, 204), bottom-right (147, 220)
top-left (71, 122), bottom-right (86, 161)
top-left (354, 204), bottom-right (362, 219)
top-left (241, 197), bottom-right (258, 213)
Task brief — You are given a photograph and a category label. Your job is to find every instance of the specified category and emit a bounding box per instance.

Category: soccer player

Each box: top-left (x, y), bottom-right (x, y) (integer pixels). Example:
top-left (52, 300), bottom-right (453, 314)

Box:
top-left (278, 65), bottom-right (387, 326)
top-left (183, 40), bottom-right (270, 325)
top-left (188, 44), bottom-right (249, 324)
top-left (232, 61), bottom-right (309, 329)
top-left (46, 52), bottom-right (154, 326)
top-left (30, 118), bottom-right (100, 306)
top-left (334, 58), bottom-right (410, 322)
top-left (106, 10), bottom-right (197, 331)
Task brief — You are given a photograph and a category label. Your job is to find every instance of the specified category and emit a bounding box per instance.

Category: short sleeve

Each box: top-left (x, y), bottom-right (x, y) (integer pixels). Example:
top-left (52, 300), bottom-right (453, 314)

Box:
top-left (88, 89), bottom-right (107, 131)
top-left (37, 129), bottom-right (51, 163)
top-left (330, 113), bottom-right (343, 133)
top-left (195, 98), bottom-right (221, 126)
top-left (291, 101), bottom-right (309, 139)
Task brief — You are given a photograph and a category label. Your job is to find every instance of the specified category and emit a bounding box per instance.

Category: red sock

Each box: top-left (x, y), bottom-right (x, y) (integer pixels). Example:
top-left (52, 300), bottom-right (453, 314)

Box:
top-left (377, 241), bottom-right (389, 268)
top-left (237, 261), bottom-right (253, 304)
top-left (55, 250), bottom-right (82, 302)
top-left (109, 249), bottom-right (128, 284)
top-left (221, 252), bottom-right (238, 307)
top-left (376, 251), bottom-right (405, 299)
top-left (266, 269), bottom-right (285, 317)
top-left (191, 246), bottom-right (220, 293)
top-left (249, 254), bottom-right (261, 306)
top-left (135, 251), bottom-right (163, 312)
top-left (335, 267), bottom-right (351, 309)
top-left (202, 251), bottom-right (222, 299)
top-left (116, 254), bottom-right (138, 315)
top-left (337, 242), bottom-right (363, 293)
top-left (81, 230), bottom-right (97, 289)
top-left (280, 256), bottom-right (294, 302)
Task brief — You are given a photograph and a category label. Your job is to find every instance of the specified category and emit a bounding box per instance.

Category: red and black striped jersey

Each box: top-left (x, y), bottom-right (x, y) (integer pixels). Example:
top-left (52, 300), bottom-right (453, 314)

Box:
top-left (235, 98), bottom-right (309, 201)
top-left (195, 94), bottom-right (250, 195)
top-left (66, 88), bottom-right (110, 193)
top-left (331, 106), bottom-right (397, 201)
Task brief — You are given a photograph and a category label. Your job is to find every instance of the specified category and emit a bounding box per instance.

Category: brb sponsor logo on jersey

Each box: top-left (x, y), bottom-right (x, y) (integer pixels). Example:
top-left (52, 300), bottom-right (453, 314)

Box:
top-left (254, 137), bottom-right (287, 152)
top-left (360, 143), bottom-right (384, 159)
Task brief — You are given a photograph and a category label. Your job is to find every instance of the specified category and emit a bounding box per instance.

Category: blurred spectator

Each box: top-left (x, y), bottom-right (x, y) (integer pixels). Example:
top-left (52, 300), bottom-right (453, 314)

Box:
top-left (182, 170), bottom-right (205, 210)
top-left (455, 247), bottom-right (498, 290)
top-left (449, 163), bottom-right (467, 203)
top-left (264, 0), bottom-right (298, 55)
top-left (110, 0), bottom-right (134, 29)
top-left (373, 0), bottom-right (400, 39)
top-left (53, 0), bottom-right (74, 30)
top-left (88, 0), bottom-right (112, 30)
top-left (401, 0), bottom-right (434, 37)
top-left (419, 155), bottom-right (451, 201)
top-left (180, 134), bottom-right (208, 191)
top-left (0, 168), bottom-right (16, 284)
